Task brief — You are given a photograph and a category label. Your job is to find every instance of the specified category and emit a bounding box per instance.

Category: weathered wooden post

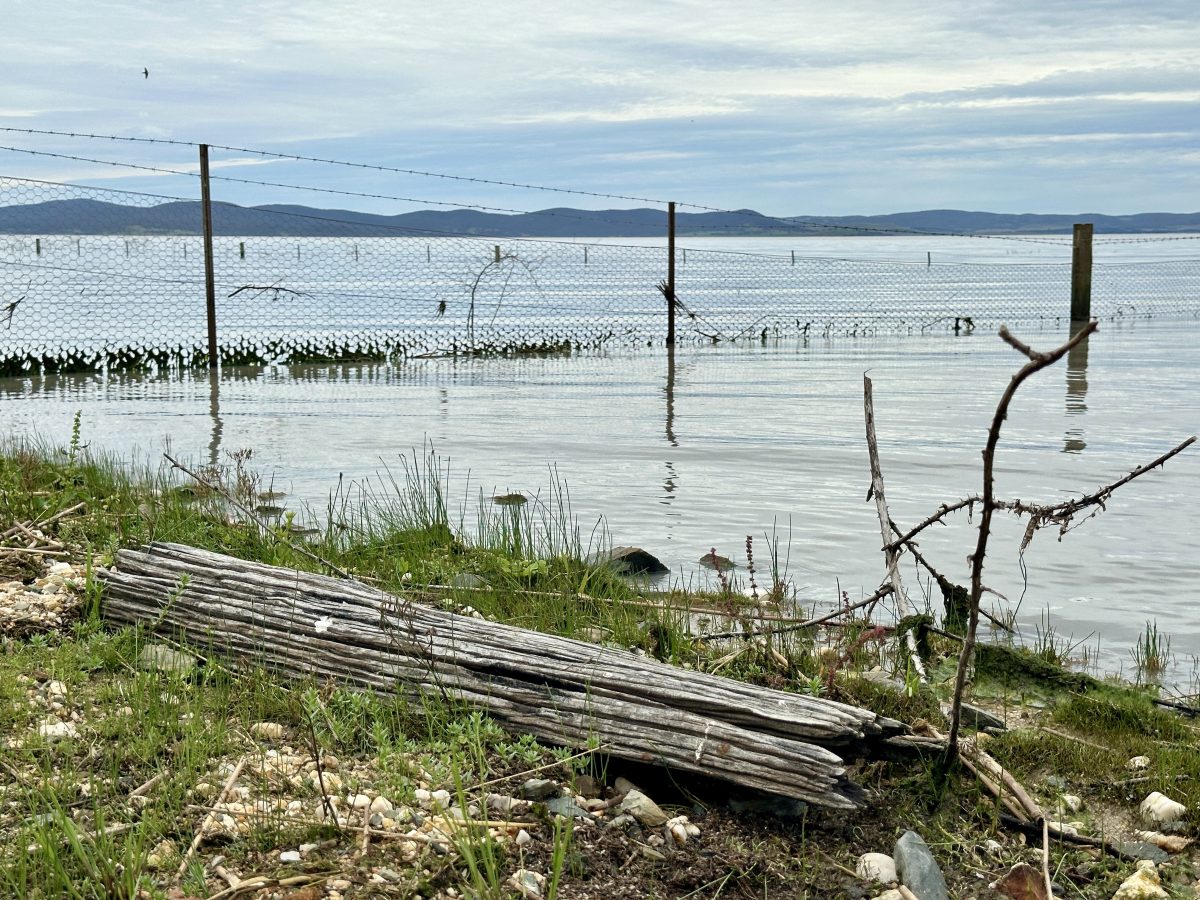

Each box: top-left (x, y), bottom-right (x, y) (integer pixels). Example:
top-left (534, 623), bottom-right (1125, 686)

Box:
top-left (1070, 223), bottom-right (1093, 322)
top-left (494, 245), bottom-right (501, 264)
top-left (667, 201), bottom-right (676, 346)
top-left (35, 238), bottom-right (41, 255)
top-left (239, 242), bottom-right (245, 259)
top-left (199, 144), bottom-right (218, 369)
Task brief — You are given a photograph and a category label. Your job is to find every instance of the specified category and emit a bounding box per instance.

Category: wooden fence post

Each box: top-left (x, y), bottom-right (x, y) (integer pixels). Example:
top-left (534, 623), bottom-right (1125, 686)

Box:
top-left (1071, 223), bottom-right (1093, 322)
top-left (667, 201), bottom-right (676, 346)
top-left (199, 144), bottom-right (218, 369)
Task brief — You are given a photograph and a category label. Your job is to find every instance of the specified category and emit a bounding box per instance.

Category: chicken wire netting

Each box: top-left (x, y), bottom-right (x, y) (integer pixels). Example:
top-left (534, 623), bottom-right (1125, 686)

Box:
top-left (2, 175), bottom-right (1198, 373)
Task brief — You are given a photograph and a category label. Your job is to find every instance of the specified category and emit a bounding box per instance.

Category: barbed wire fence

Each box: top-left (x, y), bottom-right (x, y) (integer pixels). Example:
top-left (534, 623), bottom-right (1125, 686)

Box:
top-left (1, 133), bottom-right (1198, 374)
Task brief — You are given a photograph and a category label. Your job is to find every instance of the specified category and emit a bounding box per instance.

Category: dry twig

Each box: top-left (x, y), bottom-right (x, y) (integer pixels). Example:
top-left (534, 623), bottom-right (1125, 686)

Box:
top-left (864, 375), bottom-right (927, 682)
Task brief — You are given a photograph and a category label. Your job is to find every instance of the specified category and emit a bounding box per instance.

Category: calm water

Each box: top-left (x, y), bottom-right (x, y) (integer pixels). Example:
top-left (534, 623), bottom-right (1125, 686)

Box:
top-left (2, 316), bottom-right (1197, 684)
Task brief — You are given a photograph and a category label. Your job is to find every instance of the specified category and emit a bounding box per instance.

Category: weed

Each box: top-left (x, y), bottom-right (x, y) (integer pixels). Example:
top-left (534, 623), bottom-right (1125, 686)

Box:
top-left (1131, 619), bottom-right (1172, 679)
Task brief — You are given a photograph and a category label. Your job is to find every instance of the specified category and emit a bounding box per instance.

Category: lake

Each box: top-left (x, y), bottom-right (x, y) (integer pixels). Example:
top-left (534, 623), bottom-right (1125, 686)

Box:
top-left (1, 297), bottom-right (1196, 687)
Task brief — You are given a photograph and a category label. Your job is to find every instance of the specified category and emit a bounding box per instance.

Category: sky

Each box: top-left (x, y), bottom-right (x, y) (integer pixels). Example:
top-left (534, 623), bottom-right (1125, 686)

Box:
top-left (1, 0), bottom-right (1198, 217)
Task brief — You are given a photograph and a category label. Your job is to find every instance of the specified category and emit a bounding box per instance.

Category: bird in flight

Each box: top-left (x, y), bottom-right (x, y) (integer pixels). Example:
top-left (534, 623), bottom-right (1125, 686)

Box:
top-left (143, 67), bottom-right (149, 78)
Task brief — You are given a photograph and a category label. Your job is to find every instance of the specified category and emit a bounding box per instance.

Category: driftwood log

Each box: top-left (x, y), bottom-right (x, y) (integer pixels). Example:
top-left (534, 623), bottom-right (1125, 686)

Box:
top-left (100, 543), bottom-right (905, 807)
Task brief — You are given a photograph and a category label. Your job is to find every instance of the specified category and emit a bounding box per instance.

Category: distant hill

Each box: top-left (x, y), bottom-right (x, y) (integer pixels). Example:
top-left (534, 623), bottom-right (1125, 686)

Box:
top-left (0, 198), bottom-right (1197, 237)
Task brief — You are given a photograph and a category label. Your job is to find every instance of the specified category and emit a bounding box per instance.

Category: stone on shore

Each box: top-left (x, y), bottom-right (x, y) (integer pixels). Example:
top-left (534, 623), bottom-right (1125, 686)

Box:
top-left (893, 830), bottom-right (949, 900)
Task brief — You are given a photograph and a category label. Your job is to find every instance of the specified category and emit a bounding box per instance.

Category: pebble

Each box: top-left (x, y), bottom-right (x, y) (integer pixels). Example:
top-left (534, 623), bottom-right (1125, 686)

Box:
top-left (894, 830), bottom-right (949, 900)
top-left (37, 718), bottom-right (78, 742)
top-left (1139, 792), bottom-right (1187, 828)
top-left (520, 778), bottom-right (560, 801)
top-left (249, 721), bottom-right (285, 740)
top-left (1133, 830), bottom-right (1193, 853)
top-left (1128, 755), bottom-right (1151, 771)
top-left (279, 850), bottom-right (301, 863)
top-left (508, 868), bottom-right (545, 899)
top-left (1111, 860), bottom-right (1168, 899)
top-left (989, 862), bottom-right (1047, 899)
top-left (136, 643), bottom-right (198, 676)
top-left (617, 789), bottom-right (669, 827)
top-left (856, 852), bottom-right (898, 885)
top-left (370, 795), bottom-right (393, 815)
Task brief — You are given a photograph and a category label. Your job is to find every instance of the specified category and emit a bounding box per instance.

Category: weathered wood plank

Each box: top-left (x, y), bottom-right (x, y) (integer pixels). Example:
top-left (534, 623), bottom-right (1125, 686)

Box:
top-left (100, 542), bottom-right (903, 806)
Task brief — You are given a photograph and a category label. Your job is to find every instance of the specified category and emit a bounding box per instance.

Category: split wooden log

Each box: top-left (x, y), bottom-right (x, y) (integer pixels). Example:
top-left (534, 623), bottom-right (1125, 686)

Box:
top-left (100, 542), bottom-right (907, 808)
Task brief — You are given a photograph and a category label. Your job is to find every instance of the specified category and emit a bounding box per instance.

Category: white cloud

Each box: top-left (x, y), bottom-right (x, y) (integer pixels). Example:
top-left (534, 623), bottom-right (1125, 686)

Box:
top-left (0, 0), bottom-right (1197, 213)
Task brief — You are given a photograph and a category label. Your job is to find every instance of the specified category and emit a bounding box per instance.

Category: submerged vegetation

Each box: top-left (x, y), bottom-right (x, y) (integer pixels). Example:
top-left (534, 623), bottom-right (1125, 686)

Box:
top-left (2, 426), bottom-right (1200, 897)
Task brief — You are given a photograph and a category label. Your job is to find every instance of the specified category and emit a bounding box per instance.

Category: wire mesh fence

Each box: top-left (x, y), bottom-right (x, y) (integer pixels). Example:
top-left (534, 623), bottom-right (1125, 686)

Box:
top-left (2, 146), bottom-right (1199, 374)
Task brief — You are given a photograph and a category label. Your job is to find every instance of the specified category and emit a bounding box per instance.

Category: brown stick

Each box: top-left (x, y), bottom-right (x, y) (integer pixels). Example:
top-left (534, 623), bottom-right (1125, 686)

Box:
top-left (946, 323), bottom-right (1097, 755)
top-left (698, 584), bottom-right (893, 641)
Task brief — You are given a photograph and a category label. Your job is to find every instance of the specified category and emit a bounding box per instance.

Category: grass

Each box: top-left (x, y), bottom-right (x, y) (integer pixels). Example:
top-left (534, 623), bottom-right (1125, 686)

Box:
top-left (3, 433), bottom-right (1200, 898)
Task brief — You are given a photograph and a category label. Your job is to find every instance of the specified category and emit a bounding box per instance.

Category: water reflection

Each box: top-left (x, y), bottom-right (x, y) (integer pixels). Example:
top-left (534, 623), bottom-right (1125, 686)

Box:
top-left (664, 346), bottom-right (677, 448)
top-left (1064, 321), bottom-right (1091, 453)
top-left (662, 346), bottom-right (678, 514)
top-left (207, 368), bottom-right (223, 467)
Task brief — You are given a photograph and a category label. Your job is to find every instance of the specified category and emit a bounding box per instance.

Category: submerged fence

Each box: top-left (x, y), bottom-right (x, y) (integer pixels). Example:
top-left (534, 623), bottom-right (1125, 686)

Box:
top-left (1, 141), bottom-right (1199, 372)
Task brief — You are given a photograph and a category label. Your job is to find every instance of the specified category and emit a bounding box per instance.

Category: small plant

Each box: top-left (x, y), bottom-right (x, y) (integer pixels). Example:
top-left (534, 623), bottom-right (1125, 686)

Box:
top-left (745, 535), bottom-right (759, 603)
top-left (1131, 619), bottom-right (1171, 678)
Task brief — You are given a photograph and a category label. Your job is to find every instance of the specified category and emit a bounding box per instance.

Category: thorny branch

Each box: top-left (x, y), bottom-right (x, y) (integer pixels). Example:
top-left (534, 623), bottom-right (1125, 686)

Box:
top-left (227, 282), bottom-right (309, 302)
top-left (946, 322), bottom-right (1097, 755)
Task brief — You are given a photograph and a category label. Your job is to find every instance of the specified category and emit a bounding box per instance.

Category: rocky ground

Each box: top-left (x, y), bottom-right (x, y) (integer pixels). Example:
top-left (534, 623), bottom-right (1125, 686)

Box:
top-left (4, 554), bottom-right (1200, 899)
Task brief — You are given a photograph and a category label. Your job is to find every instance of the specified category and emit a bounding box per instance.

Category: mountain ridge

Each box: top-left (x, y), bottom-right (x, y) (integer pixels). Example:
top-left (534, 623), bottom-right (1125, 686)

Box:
top-left (1, 198), bottom-right (1197, 237)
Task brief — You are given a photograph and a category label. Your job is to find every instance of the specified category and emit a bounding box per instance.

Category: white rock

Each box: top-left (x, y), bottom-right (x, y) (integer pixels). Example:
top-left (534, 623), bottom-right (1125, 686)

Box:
top-left (856, 852), bottom-right (898, 884)
top-left (870, 891), bottom-right (905, 900)
top-left (430, 789), bottom-right (452, 809)
top-left (249, 721), bottom-right (284, 740)
top-left (507, 868), bottom-right (545, 899)
top-left (1134, 830), bottom-right (1193, 853)
top-left (370, 795), bottom-right (393, 815)
top-left (1139, 791), bottom-right (1186, 827)
top-left (44, 680), bottom-right (68, 699)
top-left (515, 829), bottom-right (533, 846)
top-left (49, 562), bottom-right (74, 576)
top-left (1127, 755), bottom-right (1151, 770)
top-left (279, 850), bottom-right (301, 863)
top-left (1111, 860), bottom-right (1168, 899)
top-left (349, 793), bottom-right (372, 810)
top-left (37, 719), bottom-right (77, 742)
top-left (1060, 794), bottom-right (1083, 814)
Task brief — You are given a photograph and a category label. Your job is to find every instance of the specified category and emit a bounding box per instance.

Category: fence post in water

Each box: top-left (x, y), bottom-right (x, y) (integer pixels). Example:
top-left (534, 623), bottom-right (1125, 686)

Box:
top-left (1071, 223), bottom-right (1093, 322)
top-left (494, 245), bottom-right (501, 264)
top-left (667, 201), bottom-right (676, 346)
top-left (35, 238), bottom-right (41, 255)
top-left (199, 144), bottom-right (218, 369)
top-left (239, 242), bottom-right (245, 259)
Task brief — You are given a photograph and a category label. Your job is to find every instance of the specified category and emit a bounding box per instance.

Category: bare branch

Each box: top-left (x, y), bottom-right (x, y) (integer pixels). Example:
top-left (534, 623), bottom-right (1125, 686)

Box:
top-left (864, 375), bottom-right (928, 682)
top-left (946, 321), bottom-right (1097, 755)
top-left (699, 583), bottom-right (894, 641)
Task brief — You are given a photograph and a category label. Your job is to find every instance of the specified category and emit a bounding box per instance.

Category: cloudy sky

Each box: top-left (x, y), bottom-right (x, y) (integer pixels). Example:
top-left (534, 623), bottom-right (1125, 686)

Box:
top-left (1, 0), bottom-right (1197, 216)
